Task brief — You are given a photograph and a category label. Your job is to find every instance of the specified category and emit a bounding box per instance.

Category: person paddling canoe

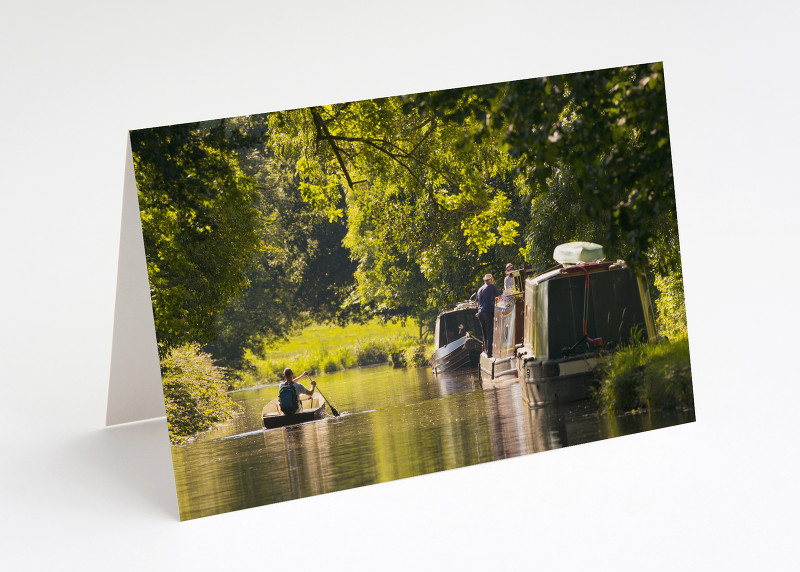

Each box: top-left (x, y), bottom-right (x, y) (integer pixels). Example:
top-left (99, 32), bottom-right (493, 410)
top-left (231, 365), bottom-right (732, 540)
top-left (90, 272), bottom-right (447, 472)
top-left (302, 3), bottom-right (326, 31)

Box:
top-left (278, 368), bottom-right (316, 414)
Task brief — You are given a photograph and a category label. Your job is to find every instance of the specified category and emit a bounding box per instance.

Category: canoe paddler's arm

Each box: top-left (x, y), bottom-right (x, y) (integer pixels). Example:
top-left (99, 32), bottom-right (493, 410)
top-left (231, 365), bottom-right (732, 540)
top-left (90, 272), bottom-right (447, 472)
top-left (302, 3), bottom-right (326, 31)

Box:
top-left (298, 379), bottom-right (316, 396)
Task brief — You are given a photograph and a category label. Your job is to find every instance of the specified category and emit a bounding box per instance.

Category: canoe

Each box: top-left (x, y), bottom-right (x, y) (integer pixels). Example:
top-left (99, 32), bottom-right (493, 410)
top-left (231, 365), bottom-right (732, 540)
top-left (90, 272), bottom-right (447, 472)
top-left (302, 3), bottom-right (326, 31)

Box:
top-left (262, 394), bottom-right (326, 429)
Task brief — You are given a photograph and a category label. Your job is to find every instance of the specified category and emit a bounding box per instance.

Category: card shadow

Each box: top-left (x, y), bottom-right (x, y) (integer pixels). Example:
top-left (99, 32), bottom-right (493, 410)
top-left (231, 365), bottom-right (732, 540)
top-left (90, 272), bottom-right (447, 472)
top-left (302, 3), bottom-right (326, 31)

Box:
top-left (67, 419), bottom-right (178, 519)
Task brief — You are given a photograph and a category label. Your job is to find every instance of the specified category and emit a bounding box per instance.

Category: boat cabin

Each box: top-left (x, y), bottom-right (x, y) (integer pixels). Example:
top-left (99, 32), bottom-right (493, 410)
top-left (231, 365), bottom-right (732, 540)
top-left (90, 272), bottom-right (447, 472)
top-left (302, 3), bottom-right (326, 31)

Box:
top-left (431, 301), bottom-right (484, 373)
top-left (434, 301), bottom-right (482, 349)
top-left (479, 265), bottom-right (533, 385)
top-left (517, 242), bottom-right (657, 406)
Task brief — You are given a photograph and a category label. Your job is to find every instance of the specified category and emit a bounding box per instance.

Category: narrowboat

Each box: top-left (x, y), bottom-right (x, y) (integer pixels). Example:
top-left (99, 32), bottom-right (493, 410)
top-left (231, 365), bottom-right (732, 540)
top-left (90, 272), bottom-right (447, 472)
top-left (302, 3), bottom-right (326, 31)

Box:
top-left (262, 394), bottom-right (326, 429)
top-left (516, 242), bottom-right (657, 407)
top-left (430, 300), bottom-right (484, 374)
top-left (478, 265), bottom-right (534, 386)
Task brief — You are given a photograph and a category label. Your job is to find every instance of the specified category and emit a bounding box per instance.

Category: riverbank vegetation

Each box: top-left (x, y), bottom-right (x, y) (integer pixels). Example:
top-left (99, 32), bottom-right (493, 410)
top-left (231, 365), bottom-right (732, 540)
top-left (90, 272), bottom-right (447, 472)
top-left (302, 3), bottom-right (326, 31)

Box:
top-left (654, 269), bottom-right (688, 340)
top-left (596, 337), bottom-right (693, 415)
top-left (131, 62), bottom-right (690, 440)
top-left (161, 344), bottom-right (240, 444)
top-left (235, 320), bottom-right (432, 389)
top-left (596, 268), bottom-right (692, 415)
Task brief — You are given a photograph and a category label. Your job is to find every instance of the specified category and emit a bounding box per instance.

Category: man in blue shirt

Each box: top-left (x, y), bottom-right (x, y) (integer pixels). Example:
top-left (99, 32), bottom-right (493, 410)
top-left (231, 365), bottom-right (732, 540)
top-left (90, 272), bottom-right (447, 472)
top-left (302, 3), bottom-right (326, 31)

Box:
top-left (476, 273), bottom-right (500, 357)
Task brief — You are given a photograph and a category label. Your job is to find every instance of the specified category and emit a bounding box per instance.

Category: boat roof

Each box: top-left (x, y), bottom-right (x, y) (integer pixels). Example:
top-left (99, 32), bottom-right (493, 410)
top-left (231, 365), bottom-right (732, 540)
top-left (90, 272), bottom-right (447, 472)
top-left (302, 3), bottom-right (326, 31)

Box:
top-left (530, 260), bottom-right (625, 285)
top-left (437, 300), bottom-right (477, 317)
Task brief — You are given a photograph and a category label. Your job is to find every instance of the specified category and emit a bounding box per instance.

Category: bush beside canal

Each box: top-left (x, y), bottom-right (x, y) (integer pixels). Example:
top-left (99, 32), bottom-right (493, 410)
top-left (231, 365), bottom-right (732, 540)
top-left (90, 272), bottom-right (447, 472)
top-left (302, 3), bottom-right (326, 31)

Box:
top-left (161, 344), bottom-right (241, 444)
top-left (596, 337), bottom-right (693, 414)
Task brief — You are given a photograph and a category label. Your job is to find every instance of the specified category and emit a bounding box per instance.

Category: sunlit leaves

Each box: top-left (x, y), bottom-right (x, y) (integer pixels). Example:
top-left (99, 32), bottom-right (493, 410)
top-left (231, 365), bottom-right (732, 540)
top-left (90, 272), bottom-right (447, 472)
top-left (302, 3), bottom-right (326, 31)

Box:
top-left (407, 62), bottom-right (678, 271)
top-left (461, 193), bottom-right (519, 253)
top-left (161, 343), bottom-right (240, 444)
top-left (131, 123), bottom-right (263, 357)
top-left (267, 94), bottom-right (527, 325)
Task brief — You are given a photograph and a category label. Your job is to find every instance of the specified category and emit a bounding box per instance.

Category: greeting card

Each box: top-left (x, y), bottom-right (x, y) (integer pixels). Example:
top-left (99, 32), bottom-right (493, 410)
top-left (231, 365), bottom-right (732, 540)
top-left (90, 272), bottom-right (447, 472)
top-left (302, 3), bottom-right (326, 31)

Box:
top-left (108, 63), bottom-right (694, 520)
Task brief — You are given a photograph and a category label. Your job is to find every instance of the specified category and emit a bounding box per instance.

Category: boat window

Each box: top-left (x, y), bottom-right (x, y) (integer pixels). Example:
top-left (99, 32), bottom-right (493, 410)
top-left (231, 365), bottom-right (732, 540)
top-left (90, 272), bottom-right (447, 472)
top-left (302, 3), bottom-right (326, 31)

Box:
top-left (439, 310), bottom-right (482, 345)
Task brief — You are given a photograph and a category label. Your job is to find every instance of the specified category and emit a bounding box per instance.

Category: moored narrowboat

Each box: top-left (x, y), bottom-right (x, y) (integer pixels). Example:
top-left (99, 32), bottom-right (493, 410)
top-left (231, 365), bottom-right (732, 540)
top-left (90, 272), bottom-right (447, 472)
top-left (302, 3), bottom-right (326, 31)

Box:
top-left (478, 265), bottom-right (534, 387)
top-left (516, 242), bottom-right (657, 407)
top-left (431, 301), bottom-right (483, 373)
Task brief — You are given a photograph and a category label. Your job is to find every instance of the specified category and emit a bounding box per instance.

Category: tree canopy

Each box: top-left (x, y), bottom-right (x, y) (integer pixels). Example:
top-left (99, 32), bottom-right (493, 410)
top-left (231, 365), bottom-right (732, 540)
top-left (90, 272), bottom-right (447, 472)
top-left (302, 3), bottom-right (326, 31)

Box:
top-left (404, 62), bottom-right (678, 272)
top-left (131, 122), bottom-right (263, 357)
top-left (267, 97), bottom-right (528, 323)
top-left (132, 118), bottom-right (358, 365)
top-left (132, 62), bottom-right (684, 366)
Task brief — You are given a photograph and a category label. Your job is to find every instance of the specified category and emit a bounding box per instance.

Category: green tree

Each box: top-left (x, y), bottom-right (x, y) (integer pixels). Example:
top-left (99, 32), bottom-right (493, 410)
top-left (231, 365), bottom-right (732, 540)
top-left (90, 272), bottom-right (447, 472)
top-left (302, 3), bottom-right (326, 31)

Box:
top-left (131, 122), bottom-right (263, 357)
top-left (172, 114), bottom-right (360, 367)
top-left (206, 153), bottom-right (359, 367)
top-left (520, 165), bottom-right (610, 272)
top-left (161, 343), bottom-right (240, 444)
top-left (267, 97), bottom-right (527, 327)
top-left (405, 62), bottom-right (679, 272)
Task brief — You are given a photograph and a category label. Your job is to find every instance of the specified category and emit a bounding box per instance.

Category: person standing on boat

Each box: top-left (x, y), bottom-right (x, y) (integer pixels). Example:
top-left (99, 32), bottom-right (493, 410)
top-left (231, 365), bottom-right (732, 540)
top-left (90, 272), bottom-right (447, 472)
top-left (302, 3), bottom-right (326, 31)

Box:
top-left (476, 273), bottom-right (501, 357)
top-left (501, 263), bottom-right (515, 306)
top-left (278, 368), bottom-right (316, 414)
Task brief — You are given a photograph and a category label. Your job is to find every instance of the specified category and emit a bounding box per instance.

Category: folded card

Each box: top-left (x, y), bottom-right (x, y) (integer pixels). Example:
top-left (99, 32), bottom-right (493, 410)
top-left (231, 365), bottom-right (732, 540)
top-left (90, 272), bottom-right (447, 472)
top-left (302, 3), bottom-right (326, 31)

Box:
top-left (108, 63), bottom-right (695, 520)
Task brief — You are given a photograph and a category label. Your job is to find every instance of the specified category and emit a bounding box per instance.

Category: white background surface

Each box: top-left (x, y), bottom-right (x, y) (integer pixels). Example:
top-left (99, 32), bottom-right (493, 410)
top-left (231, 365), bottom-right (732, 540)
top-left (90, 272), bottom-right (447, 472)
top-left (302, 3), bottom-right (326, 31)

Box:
top-left (2, 1), bottom-right (798, 570)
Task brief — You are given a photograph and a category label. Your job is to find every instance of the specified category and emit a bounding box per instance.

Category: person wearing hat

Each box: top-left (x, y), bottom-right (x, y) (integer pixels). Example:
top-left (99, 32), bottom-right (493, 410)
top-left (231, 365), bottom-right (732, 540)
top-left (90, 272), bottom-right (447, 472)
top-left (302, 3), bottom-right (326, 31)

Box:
top-left (476, 273), bottom-right (501, 357)
top-left (501, 263), bottom-right (516, 306)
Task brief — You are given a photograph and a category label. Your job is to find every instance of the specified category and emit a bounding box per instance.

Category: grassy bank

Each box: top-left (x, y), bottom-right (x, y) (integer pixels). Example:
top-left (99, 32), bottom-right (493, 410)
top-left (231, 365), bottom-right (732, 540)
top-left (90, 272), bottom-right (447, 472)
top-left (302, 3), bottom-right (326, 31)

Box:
top-left (235, 320), bottom-right (432, 389)
top-left (595, 337), bottom-right (693, 414)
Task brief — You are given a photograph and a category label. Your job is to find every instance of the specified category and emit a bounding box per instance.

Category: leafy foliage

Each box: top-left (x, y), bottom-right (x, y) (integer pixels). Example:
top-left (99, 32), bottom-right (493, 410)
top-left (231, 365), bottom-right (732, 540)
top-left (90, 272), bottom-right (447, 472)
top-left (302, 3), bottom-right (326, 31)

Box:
top-left (405, 62), bottom-right (679, 273)
top-left (133, 116), bottom-right (360, 367)
top-left (205, 146), bottom-right (358, 367)
top-left (131, 122), bottom-right (263, 357)
top-left (520, 165), bottom-right (609, 272)
top-left (596, 338), bottom-right (693, 414)
top-left (654, 267), bottom-right (688, 340)
top-left (267, 97), bottom-right (529, 327)
top-left (161, 344), bottom-right (241, 444)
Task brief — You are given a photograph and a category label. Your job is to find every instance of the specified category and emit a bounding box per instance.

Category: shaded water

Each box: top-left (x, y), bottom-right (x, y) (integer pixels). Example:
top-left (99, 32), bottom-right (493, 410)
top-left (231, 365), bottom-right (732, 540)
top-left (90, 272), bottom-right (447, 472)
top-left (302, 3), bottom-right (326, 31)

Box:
top-left (172, 365), bottom-right (694, 520)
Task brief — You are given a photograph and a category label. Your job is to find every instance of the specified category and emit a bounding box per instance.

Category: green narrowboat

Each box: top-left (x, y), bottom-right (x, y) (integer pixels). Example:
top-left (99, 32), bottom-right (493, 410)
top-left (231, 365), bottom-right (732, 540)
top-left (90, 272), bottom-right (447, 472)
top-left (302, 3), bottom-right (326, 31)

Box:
top-left (516, 242), bottom-right (657, 406)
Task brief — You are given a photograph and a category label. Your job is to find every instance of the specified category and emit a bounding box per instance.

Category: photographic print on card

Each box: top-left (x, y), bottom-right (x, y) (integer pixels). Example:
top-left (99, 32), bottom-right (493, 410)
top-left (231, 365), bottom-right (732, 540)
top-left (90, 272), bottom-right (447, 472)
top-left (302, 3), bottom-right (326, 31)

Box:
top-left (130, 61), bottom-right (694, 520)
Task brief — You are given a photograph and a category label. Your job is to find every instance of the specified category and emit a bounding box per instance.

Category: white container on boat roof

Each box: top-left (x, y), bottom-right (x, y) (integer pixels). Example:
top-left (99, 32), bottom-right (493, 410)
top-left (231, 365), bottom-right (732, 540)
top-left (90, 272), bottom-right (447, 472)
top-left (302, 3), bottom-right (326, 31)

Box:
top-left (553, 241), bottom-right (605, 265)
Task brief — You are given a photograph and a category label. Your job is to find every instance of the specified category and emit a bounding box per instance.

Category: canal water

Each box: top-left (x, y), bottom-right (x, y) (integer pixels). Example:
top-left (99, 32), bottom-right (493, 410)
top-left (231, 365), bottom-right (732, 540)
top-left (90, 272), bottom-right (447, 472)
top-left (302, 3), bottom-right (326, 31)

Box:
top-left (171, 364), bottom-right (694, 520)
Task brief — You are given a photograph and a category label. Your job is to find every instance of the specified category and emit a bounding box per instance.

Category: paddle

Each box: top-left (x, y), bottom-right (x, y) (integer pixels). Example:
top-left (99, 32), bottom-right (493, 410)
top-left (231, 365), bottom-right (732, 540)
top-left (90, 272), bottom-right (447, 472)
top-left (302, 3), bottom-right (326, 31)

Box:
top-left (312, 379), bottom-right (340, 417)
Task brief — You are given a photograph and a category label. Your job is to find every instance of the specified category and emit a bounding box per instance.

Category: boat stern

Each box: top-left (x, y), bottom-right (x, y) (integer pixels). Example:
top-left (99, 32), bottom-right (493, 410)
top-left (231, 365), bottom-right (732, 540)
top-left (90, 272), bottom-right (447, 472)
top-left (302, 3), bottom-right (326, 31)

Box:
top-left (518, 350), bottom-right (603, 407)
top-left (479, 351), bottom-right (520, 386)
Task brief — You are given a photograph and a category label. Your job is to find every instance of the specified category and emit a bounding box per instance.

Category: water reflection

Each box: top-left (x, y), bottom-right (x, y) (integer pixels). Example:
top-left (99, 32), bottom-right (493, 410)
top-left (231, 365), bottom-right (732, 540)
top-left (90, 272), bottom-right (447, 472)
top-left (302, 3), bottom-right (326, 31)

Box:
top-left (481, 384), bottom-right (529, 459)
top-left (433, 368), bottom-right (481, 396)
top-left (522, 400), bottom-right (603, 452)
top-left (171, 364), bottom-right (694, 520)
